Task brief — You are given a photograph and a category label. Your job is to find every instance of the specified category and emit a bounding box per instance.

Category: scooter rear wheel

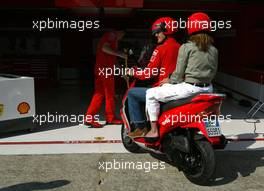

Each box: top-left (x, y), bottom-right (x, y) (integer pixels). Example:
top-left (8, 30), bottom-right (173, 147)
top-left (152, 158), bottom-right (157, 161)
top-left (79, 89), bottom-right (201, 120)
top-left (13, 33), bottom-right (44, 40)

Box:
top-left (183, 140), bottom-right (215, 185)
top-left (121, 124), bottom-right (141, 153)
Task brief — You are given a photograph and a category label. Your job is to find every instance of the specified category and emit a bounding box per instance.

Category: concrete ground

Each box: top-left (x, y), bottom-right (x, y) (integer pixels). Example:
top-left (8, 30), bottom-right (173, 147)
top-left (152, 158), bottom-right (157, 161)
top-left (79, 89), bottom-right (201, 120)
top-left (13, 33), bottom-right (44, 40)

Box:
top-left (1, 84), bottom-right (264, 190)
top-left (0, 151), bottom-right (264, 191)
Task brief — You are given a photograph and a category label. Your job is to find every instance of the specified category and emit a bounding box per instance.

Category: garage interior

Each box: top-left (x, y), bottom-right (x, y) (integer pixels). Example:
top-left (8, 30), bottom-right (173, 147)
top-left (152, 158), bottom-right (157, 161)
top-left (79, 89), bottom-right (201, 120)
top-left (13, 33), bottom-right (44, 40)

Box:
top-left (0, 0), bottom-right (264, 133)
top-left (1, 2), bottom-right (264, 190)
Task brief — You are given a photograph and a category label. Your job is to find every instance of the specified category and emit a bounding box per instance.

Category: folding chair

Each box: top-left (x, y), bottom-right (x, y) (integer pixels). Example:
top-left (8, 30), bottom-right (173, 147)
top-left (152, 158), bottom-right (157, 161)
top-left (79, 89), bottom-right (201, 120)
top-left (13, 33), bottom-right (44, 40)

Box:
top-left (247, 74), bottom-right (264, 118)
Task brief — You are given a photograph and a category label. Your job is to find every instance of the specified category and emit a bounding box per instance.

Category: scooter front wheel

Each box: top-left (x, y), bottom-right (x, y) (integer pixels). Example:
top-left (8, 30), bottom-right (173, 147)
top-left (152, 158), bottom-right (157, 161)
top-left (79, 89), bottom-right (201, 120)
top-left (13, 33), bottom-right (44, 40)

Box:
top-left (121, 124), bottom-right (141, 153)
top-left (183, 140), bottom-right (215, 185)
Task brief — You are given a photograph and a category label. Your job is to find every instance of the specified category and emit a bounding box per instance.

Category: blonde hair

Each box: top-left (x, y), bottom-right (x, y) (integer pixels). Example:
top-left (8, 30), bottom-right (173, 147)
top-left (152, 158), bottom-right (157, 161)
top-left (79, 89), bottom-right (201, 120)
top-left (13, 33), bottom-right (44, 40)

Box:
top-left (189, 33), bottom-right (214, 52)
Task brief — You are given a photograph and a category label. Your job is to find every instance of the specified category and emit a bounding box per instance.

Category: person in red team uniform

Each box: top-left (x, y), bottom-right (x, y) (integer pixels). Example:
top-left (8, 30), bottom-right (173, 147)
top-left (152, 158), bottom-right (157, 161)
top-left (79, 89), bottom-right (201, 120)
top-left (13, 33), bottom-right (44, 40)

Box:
top-left (126, 17), bottom-right (181, 137)
top-left (85, 30), bottom-right (127, 128)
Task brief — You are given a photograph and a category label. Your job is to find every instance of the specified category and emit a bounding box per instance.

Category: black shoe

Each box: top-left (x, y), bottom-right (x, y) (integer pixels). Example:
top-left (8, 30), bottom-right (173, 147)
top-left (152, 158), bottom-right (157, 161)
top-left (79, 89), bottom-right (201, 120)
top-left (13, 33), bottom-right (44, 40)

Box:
top-left (84, 121), bottom-right (103, 128)
top-left (105, 119), bottom-right (123, 125)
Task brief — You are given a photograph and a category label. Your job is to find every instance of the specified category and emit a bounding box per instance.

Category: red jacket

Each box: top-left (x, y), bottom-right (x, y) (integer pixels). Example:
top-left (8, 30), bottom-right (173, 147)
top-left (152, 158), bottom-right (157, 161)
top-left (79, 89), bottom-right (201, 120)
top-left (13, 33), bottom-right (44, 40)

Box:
top-left (133, 37), bottom-right (180, 87)
top-left (94, 32), bottom-right (118, 78)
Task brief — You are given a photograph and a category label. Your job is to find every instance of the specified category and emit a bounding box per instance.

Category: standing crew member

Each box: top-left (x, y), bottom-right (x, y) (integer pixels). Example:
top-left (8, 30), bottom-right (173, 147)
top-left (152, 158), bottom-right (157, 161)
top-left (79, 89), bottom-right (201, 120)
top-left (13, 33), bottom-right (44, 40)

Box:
top-left (85, 30), bottom-right (127, 128)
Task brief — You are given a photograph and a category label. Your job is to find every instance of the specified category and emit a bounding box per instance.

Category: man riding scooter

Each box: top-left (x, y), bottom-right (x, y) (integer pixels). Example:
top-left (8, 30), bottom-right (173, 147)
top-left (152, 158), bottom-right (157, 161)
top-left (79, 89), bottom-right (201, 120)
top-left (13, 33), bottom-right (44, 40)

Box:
top-left (121, 13), bottom-right (226, 185)
top-left (126, 17), bottom-right (181, 137)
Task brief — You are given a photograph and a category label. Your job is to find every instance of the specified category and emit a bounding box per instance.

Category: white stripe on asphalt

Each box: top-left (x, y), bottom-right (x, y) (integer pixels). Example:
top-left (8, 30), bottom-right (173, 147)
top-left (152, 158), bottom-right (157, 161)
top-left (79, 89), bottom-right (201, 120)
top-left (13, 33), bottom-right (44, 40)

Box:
top-left (0, 119), bottom-right (263, 155)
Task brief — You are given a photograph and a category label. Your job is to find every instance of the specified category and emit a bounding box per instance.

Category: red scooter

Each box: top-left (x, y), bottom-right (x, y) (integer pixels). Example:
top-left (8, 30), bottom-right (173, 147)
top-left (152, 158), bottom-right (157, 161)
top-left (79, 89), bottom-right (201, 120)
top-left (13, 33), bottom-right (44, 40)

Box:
top-left (120, 80), bottom-right (227, 185)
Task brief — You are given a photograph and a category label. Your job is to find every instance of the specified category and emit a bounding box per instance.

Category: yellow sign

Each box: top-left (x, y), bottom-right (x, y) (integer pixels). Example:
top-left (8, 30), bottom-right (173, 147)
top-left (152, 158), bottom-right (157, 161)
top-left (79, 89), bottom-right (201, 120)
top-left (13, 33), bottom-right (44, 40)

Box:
top-left (94, 137), bottom-right (105, 141)
top-left (0, 104), bottom-right (3, 116)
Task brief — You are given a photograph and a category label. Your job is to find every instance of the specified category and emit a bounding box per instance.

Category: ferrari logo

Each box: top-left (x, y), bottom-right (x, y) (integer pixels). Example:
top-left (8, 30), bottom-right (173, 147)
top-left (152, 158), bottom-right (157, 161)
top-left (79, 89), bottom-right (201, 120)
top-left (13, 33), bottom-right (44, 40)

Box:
top-left (0, 104), bottom-right (3, 116)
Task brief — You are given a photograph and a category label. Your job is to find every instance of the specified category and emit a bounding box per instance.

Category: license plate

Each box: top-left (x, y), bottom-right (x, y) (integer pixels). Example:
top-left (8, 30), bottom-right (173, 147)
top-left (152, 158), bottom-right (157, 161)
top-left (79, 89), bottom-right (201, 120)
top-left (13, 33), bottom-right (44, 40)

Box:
top-left (204, 120), bottom-right (221, 137)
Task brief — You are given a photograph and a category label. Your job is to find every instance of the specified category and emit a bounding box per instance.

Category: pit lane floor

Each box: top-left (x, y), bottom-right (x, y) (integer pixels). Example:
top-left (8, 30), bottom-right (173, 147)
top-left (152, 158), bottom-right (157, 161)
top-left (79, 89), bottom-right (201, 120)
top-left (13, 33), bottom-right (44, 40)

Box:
top-left (0, 117), bottom-right (264, 155)
top-left (0, 152), bottom-right (264, 191)
top-left (0, 120), bottom-right (264, 191)
top-left (0, 85), bottom-right (264, 190)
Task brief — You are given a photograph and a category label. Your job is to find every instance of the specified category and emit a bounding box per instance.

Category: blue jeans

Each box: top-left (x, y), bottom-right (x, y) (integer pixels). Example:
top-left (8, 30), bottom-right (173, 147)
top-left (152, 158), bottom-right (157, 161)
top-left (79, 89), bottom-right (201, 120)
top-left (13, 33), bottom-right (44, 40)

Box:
top-left (127, 87), bottom-right (148, 128)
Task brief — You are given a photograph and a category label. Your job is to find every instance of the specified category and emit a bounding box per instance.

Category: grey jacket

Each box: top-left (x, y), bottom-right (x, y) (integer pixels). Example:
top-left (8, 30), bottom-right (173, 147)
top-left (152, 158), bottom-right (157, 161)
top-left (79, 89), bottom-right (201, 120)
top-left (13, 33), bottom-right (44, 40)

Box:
top-left (169, 41), bottom-right (218, 84)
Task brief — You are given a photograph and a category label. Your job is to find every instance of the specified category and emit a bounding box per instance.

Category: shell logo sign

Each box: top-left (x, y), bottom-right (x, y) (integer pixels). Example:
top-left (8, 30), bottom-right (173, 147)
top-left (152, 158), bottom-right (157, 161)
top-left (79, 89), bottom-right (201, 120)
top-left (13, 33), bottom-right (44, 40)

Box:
top-left (17, 102), bottom-right (30, 114)
top-left (0, 104), bottom-right (3, 116)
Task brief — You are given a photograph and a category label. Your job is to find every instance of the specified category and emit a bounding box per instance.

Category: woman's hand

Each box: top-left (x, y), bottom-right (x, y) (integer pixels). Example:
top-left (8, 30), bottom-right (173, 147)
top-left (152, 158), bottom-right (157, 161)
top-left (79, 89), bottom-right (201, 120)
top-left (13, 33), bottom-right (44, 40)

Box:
top-left (159, 78), bottom-right (169, 86)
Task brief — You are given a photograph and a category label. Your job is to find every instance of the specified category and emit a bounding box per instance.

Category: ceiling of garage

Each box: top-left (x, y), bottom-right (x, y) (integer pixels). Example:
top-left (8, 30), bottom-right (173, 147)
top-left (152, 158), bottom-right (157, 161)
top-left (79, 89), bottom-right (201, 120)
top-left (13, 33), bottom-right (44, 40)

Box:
top-left (0, 0), bottom-right (261, 8)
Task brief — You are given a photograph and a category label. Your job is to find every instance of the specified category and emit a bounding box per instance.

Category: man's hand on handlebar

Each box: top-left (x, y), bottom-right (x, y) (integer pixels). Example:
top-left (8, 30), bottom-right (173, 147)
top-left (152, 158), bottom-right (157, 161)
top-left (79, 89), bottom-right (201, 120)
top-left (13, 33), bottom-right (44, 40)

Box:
top-left (125, 68), bottom-right (135, 76)
top-left (118, 52), bottom-right (128, 59)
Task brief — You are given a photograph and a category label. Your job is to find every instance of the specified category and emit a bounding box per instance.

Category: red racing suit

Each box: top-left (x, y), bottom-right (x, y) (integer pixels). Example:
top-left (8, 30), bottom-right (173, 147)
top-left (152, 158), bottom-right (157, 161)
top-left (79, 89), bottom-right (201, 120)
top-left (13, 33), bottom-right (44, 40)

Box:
top-left (85, 32), bottom-right (118, 122)
top-left (133, 37), bottom-right (180, 87)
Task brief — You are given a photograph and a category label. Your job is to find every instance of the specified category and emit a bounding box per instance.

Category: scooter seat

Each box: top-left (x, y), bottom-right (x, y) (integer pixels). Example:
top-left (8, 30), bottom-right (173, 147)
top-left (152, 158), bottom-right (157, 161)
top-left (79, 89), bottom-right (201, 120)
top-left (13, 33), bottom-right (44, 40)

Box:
top-left (160, 94), bottom-right (199, 113)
